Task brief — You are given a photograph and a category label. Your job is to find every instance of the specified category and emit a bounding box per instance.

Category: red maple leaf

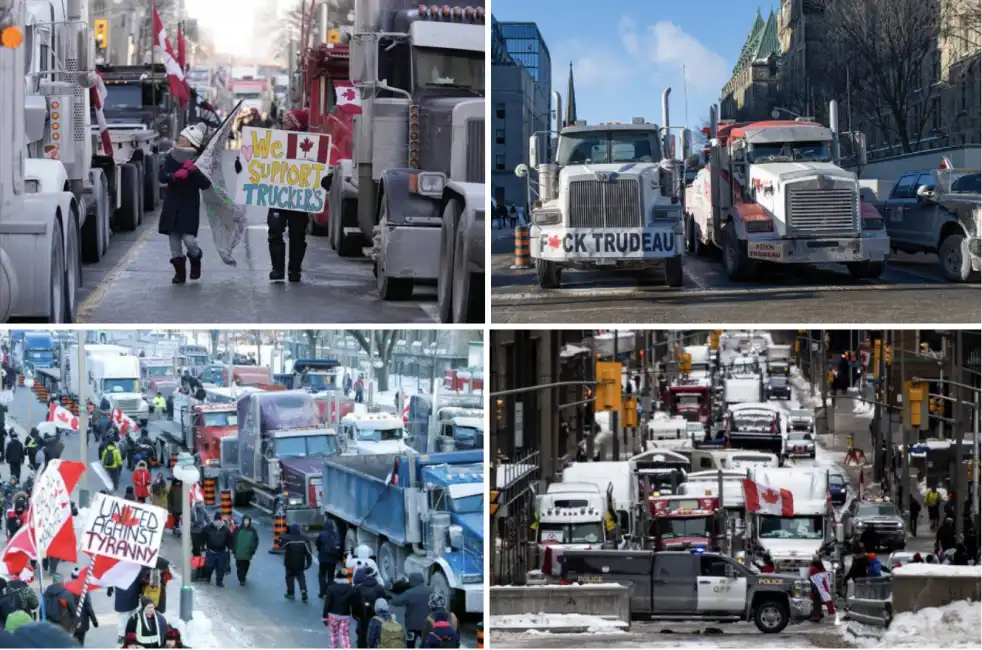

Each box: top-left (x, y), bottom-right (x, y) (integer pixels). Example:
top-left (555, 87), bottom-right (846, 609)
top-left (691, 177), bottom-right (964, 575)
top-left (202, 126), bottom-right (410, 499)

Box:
top-left (299, 138), bottom-right (314, 155)
top-left (547, 235), bottom-right (561, 248)
top-left (342, 88), bottom-right (356, 101)
top-left (112, 506), bottom-right (140, 528)
top-left (762, 489), bottom-right (779, 504)
top-left (70, 417), bottom-right (79, 430)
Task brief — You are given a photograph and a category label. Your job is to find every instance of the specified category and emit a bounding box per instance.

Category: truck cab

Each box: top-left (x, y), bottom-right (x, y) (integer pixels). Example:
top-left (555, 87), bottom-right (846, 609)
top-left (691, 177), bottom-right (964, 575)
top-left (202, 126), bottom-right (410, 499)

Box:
top-left (192, 403), bottom-right (238, 470)
top-left (437, 414), bottom-right (483, 451)
top-left (667, 384), bottom-right (710, 423)
top-left (535, 482), bottom-right (608, 551)
top-left (90, 354), bottom-right (149, 425)
top-left (15, 331), bottom-right (55, 370)
top-left (339, 412), bottom-right (410, 455)
top-left (140, 357), bottom-right (174, 391)
top-left (290, 359), bottom-right (342, 392)
top-left (725, 402), bottom-right (784, 455)
top-left (647, 495), bottom-right (720, 551)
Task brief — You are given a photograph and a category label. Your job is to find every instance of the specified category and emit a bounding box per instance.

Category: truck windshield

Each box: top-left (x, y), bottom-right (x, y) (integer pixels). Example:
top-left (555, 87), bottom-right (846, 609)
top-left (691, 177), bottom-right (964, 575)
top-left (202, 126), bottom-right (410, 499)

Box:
top-left (26, 350), bottom-right (52, 360)
top-left (452, 426), bottom-right (480, 440)
top-left (856, 504), bottom-right (899, 517)
top-left (556, 130), bottom-right (662, 165)
top-left (146, 366), bottom-right (171, 377)
top-left (450, 494), bottom-right (482, 515)
top-left (538, 522), bottom-right (604, 545)
top-left (355, 426), bottom-right (404, 442)
top-left (655, 516), bottom-right (712, 539)
top-left (103, 378), bottom-right (139, 393)
top-left (188, 355), bottom-right (209, 366)
top-left (202, 412), bottom-right (237, 428)
top-left (733, 416), bottom-right (775, 431)
top-left (103, 84), bottom-right (166, 110)
top-left (675, 394), bottom-right (702, 406)
top-left (274, 435), bottom-right (339, 457)
top-left (747, 141), bottom-right (832, 163)
top-left (758, 515), bottom-right (824, 539)
top-left (946, 171), bottom-right (981, 194)
top-left (306, 373), bottom-right (334, 390)
top-left (413, 47), bottom-right (484, 92)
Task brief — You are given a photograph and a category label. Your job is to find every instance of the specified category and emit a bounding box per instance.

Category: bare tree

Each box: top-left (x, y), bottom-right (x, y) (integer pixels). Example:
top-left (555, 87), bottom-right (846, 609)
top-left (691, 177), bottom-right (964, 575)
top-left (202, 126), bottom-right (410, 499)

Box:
top-left (209, 330), bottom-right (219, 356)
top-left (346, 330), bottom-right (399, 392)
top-left (942, 0), bottom-right (981, 51)
top-left (304, 330), bottom-right (320, 357)
top-left (824, 0), bottom-right (945, 153)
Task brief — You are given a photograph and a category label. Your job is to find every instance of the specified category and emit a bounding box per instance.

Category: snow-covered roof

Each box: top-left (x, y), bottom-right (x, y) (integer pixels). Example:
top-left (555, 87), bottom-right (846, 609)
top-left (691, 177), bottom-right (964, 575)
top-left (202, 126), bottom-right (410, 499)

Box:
top-left (892, 563), bottom-right (981, 578)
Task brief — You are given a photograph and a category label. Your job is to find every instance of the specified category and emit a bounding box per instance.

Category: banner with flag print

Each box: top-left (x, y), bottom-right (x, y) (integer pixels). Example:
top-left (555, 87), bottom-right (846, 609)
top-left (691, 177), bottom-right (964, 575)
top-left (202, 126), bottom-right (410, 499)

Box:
top-left (196, 100), bottom-right (248, 265)
top-left (235, 127), bottom-right (332, 214)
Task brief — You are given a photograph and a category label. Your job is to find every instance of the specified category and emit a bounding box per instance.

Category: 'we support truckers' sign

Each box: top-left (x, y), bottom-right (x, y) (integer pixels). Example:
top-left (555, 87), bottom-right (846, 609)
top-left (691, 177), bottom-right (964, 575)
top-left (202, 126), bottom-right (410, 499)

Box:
top-left (532, 227), bottom-right (681, 260)
top-left (82, 493), bottom-right (168, 567)
top-left (235, 127), bottom-right (332, 214)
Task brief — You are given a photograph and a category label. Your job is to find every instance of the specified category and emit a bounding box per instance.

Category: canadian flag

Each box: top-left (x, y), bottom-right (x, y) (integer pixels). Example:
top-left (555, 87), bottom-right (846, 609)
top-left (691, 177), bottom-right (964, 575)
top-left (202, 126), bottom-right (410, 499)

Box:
top-left (30, 459), bottom-right (87, 563)
top-left (334, 82), bottom-right (361, 108)
top-left (66, 554), bottom-right (143, 593)
top-left (112, 408), bottom-right (137, 435)
top-left (742, 478), bottom-right (795, 516)
top-left (151, 8), bottom-right (189, 108)
top-left (286, 132), bottom-right (329, 164)
top-left (384, 457), bottom-right (400, 487)
top-left (810, 571), bottom-right (836, 614)
top-left (49, 402), bottom-right (80, 431)
top-left (190, 483), bottom-right (204, 505)
top-left (1, 525), bottom-right (37, 583)
top-left (402, 394), bottom-right (411, 426)
top-left (89, 73), bottom-right (113, 156)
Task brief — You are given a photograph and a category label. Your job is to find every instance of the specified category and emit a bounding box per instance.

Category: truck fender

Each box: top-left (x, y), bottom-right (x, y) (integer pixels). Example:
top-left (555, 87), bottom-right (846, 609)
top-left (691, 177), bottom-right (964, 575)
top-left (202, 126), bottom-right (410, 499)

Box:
top-left (727, 204), bottom-right (770, 239)
top-left (24, 158), bottom-right (69, 194)
top-left (0, 248), bottom-right (18, 322)
top-left (1, 192), bottom-right (70, 318)
top-left (443, 180), bottom-right (484, 215)
top-left (333, 159), bottom-right (357, 194)
top-left (378, 169), bottom-right (442, 225)
top-left (428, 557), bottom-right (460, 590)
top-left (937, 218), bottom-right (968, 251)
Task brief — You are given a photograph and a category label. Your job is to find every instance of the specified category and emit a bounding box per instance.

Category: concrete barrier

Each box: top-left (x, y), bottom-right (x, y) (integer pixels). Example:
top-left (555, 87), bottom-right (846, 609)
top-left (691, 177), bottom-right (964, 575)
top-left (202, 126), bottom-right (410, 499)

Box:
top-left (891, 568), bottom-right (981, 614)
top-left (490, 584), bottom-right (631, 627)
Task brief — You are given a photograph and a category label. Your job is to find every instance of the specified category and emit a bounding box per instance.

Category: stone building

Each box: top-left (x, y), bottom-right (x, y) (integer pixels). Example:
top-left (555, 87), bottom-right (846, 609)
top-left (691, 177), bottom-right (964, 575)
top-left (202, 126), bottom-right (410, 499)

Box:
top-left (720, 8), bottom-right (782, 122)
top-left (776, 0), bottom-right (834, 124)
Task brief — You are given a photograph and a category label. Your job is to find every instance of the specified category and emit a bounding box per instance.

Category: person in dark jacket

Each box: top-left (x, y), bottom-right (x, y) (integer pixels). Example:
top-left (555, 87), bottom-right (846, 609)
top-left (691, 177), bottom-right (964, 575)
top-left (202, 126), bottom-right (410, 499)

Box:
top-left (282, 523), bottom-right (313, 601)
top-left (110, 572), bottom-right (144, 644)
top-left (69, 568), bottom-right (99, 646)
top-left (421, 593), bottom-right (459, 648)
top-left (202, 514), bottom-right (233, 587)
top-left (353, 567), bottom-right (387, 648)
top-left (232, 108), bottom-right (329, 282)
top-left (3, 433), bottom-right (23, 481)
top-left (0, 578), bottom-right (39, 629)
top-left (315, 519), bottom-right (343, 598)
top-left (843, 547), bottom-right (869, 585)
top-left (859, 522), bottom-right (879, 553)
top-left (390, 573), bottom-right (431, 648)
top-left (936, 516), bottom-right (957, 555)
top-left (124, 598), bottom-right (168, 648)
top-left (908, 493), bottom-right (922, 537)
top-left (158, 123), bottom-right (212, 285)
top-left (232, 516), bottom-right (260, 585)
top-left (166, 478), bottom-right (183, 536)
top-left (189, 502), bottom-right (209, 581)
top-left (323, 568), bottom-right (356, 648)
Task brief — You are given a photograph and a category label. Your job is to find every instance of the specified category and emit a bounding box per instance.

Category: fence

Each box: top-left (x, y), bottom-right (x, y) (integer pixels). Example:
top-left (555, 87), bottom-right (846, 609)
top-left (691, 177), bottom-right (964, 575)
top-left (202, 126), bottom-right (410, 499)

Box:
top-left (845, 576), bottom-right (893, 627)
top-left (491, 450), bottom-right (540, 586)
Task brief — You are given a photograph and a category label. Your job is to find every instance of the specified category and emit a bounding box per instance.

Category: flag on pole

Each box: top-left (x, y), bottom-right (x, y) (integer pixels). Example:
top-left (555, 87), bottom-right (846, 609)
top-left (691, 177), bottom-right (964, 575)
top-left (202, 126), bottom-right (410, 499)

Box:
top-left (742, 479), bottom-right (795, 516)
top-left (90, 73), bottom-right (113, 156)
top-left (152, 8), bottom-right (189, 108)
top-left (177, 24), bottom-right (186, 71)
top-left (1, 525), bottom-right (37, 582)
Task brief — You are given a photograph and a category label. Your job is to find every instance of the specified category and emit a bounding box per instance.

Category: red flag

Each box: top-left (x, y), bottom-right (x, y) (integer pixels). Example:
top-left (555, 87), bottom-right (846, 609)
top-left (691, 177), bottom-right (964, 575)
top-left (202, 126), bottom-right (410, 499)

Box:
top-left (151, 8), bottom-right (189, 108)
top-left (1, 525), bottom-right (38, 581)
top-left (742, 478), bottom-right (795, 516)
top-left (177, 24), bottom-right (186, 71)
top-left (30, 459), bottom-right (87, 563)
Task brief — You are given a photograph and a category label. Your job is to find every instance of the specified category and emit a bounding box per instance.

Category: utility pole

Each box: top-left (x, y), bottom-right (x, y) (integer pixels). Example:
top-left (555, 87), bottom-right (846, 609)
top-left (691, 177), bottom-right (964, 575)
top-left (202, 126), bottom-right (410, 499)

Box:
top-left (612, 331), bottom-right (620, 462)
top-left (821, 330), bottom-right (833, 436)
top-left (586, 336), bottom-right (596, 462)
top-left (76, 332), bottom-right (90, 508)
top-left (900, 334), bottom-right (909, 516)
top-left (884, 330), bottom-right (894, 494)
top-left (954, 331), bottom-right (965, 540)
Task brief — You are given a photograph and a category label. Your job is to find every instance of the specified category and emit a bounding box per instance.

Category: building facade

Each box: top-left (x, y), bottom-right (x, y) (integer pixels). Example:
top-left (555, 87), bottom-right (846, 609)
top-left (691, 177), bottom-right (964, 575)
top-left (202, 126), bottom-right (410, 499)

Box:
top-left (720, 8), bottom-right (782, 121)
top-left (491, 17), bottom-right (552, 210)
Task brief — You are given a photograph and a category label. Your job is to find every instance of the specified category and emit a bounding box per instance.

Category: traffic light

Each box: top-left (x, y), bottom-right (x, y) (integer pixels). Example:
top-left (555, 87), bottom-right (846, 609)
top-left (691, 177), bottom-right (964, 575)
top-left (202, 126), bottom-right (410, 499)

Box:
top-left (93, 19), bottom-right (108, 49)
top-left (873, 339), bottom-right (882, 379)
top-left (495, 399), bottom-right (504, 421)
top-left (622, 396), bottom-right (638, 427)
top-left (594, 361), bottom-right (623, 413)
top-left (679, 353), bottom-right (692, 374)
top-left (885, 345), bottom-right (893, 365)
top-left (709, 331), bottom-right (720, 350)
top-left (903, 381), bottom-right (929, 429)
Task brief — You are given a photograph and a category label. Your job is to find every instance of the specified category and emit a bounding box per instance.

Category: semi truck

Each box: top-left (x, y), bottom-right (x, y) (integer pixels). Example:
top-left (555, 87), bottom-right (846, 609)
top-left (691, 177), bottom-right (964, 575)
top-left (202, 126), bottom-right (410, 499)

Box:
top-left (338, 0), bottom-right (485, 322)
top-left (321, 450), bottom-right (483, 614)
top-left (725, 402), bottom-right (784, 455)
top-left (685, 102), bottom-right (889, 280)
top-left (0, 0), bottom-right (78, 323)
top-left (338, 412), bottom-right (411, 455)
top-left (525, 90), bottom-right (686, 290)
top-left (534, 482), bottom-right (609, 551)
top-left (11, 330), bottom-right (56, 371)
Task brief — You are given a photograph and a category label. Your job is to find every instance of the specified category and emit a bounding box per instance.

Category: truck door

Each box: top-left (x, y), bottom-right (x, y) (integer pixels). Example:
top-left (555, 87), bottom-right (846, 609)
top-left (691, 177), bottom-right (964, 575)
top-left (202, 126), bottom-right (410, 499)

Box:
top-left (886, 173), bottom-right (919, 243)
top-left (563, 551), bottom-right (656, 615)
top-left (696, 554), bottom-right (747, 613)
top-left (905, 172), bottom-right (941, 248)
top-left (652, 553), bottom-right (697, 613)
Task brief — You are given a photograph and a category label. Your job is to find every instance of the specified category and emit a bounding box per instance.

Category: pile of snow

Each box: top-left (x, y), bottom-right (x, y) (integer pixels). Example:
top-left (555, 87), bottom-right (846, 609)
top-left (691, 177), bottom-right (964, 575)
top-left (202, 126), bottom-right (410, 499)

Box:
top-left (789, 367), bottom-right (821, 409)
top-left (892, 563), bottom-right (981, 578)
top-left (165, 610), bottom-right (224, 648)
top-left (880, 600), bottom-right (980, 647)
top-left (853, 398), bottom-right (875, 417)
top-left (490, 613), bottom-right (628, 634)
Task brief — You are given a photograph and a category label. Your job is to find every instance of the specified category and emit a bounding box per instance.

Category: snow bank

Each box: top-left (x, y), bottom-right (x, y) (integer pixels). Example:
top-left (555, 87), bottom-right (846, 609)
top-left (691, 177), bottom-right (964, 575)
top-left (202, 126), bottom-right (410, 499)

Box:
top-left (880, 600), bottom-right (981, 647)
top-left (165, 610), bottom-right (224, 649)
top-left (892, 563), bottom-right (982, 578)
top-left (489, 613), bottom-right (628, 634)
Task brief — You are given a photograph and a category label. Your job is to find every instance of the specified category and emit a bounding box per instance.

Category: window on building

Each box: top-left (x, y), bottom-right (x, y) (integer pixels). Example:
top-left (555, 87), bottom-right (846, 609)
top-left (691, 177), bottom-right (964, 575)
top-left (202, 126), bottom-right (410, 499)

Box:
top-left (496, 155), bottom-right (506, 171)
top-left (496, 129), bottom-right (505, 144)
top-left (496, 103), bottom-right (506, 119)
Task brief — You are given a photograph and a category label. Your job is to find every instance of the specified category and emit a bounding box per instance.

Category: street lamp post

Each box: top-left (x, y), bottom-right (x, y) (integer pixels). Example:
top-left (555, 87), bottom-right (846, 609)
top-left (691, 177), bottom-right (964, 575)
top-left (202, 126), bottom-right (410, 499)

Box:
top-left (24, 372), bottom-right (34, 427)
top-left (173, 452), bottom-right (201, 622)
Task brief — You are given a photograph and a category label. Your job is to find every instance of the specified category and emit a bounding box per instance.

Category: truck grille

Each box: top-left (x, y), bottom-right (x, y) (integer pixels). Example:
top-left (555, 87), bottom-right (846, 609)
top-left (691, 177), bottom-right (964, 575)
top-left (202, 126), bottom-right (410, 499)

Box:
top-left (114, 398), bottom-right (142, 411)
top-left (568, 179), bottom-right (642, 228)
top-left (787, 188), bottom-right (858, 235)
top-left (466, 118), bottom-right (484, 184)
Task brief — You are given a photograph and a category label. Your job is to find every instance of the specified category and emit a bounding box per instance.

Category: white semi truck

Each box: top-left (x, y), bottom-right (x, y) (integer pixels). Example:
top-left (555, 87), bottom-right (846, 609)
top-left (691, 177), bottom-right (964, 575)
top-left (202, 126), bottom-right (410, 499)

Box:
top-left (0, 0), bottom-right (78, 322)
top-left (524, 89), bottom-right (686, 289)
top-left (343, 0), bottom-right (485, 322)
top-left (685, 101), bottom-right (890, 280)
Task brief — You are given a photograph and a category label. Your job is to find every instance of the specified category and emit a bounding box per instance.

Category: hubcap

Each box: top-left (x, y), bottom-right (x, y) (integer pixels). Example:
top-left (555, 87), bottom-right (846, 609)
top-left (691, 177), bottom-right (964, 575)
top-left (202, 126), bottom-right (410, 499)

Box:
top-left (945, 244), bottom-right (962, 274)
top-left (760, 605), bottom-right (781, 629)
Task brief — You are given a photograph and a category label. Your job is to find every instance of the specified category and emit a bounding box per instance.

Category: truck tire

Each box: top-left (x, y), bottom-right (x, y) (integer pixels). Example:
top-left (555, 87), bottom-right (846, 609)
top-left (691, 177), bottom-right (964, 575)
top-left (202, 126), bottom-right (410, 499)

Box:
top-left (81, 173), bottom-right (107, 264)
top-left (65, 205), bottom-right (80, 321)
top-left (428, 571), bottom-right (462, 616)
top-left (664, 254), bottom-right (684, 287)
top-left (133, 160), bottom-right (145, 226)
top-left (48, 217), bottom-right (68, 323)
top-left (116, 164), bottom-right (140, 232)
top-left (535, 258), bottom-right (561, 289)
top-left (722, 221), bottom-right (753, 280)
top-left (753, 599), bottom-right (790, 633)
top-left (938, 232), bottom-right (972, 282)
top-left (143, 156), bottom-right (159, 212)
top-left (377, 539), bottom-right (400, 589)
top-left (376, 203), bottom-right (414, 301)
top-left (337, 199), bottom-right (362, 257)
top-left (847, 260), bottom-right (885, 280)
top-left (437, 200), bottom-right (459, 323)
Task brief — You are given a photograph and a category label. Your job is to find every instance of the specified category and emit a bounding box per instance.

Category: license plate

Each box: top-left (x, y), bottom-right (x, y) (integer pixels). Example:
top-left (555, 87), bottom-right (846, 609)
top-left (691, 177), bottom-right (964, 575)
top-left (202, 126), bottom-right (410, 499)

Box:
top-left (595, 259), bottom-right (616, 266)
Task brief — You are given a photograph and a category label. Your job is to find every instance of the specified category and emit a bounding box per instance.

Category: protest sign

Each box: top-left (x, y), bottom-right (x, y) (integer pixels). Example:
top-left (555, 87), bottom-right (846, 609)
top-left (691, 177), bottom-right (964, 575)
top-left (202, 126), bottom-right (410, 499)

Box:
top-left (82, 493), bottom-right (167, 567)
top-left (30, 459), bottom-right (85, 562)
top-left (235, 127), bottom-right (331, 213)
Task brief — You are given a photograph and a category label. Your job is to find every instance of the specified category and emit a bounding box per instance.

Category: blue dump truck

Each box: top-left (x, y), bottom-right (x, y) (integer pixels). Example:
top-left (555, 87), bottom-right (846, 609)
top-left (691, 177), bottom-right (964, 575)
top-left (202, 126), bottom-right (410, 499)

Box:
top-left (322, 451), bottom-right (484, 616)
top-left (12, 330), bottom-right (55, 371)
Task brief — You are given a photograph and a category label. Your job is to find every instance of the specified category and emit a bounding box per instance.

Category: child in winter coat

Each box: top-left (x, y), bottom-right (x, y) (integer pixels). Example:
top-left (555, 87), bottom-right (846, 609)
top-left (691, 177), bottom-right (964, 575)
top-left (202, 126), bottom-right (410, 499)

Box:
top-left (323, 568), bottom-right (356, 649)
top-left (366, 598), bottom-right (403, 648)
top-left (159, 123), bottom-right (212, 285)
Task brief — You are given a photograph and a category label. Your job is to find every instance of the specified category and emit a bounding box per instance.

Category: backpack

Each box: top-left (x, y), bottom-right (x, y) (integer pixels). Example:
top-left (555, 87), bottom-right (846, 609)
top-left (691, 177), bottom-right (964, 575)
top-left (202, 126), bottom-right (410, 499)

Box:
top-left (43, 590), bottom-right (75, 631)
top-left (321, 524), bottom-right (341, 557)
top-left (143, 569), bottom-right (163, 607)
top-left (424, 612), bottom-right (458, 649)
top-left (375, 616), bottom-right (404, 648)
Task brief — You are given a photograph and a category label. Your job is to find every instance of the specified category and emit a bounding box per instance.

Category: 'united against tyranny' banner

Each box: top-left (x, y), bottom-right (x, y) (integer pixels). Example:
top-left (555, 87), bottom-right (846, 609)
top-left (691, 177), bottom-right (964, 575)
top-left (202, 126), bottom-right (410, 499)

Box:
top-left (82, 493), bottom-right (167, 567)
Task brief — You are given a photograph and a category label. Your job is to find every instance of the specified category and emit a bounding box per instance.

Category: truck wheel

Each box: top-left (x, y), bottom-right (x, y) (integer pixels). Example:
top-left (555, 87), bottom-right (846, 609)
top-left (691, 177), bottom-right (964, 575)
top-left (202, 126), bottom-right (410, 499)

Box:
top-left (376, 203), bottom-right (414, 300)
top-left (133, 161), bottom-right (145, 226)
top-left (143, 156), bottom-right (159, 212)
top-left (377, 540), bottom-right (400, 589)
top-left (337, 199), bottom-right (362, 257)
top-left (664, 254), bottom-right (684, 287)
top-left (116, 164), bottom-right (140, 232)
top-left (437, 200), bottom-right (461, 322)
top-left (753, 599), bottom-right (789, 633)
top-left (48, 217), bottom-right (67, 323)
top-left (65, 205), bottom-right (80, 321)
top-left (846, 261), bottom-right (885, 280)
top-left (723, 221), bottom-right (752, 280)
top-left (535, 258), bottom-right (561, 289)
top-left (81, 173), bottom-right (107, 264)
top-left (428, 571), bottom-right (461, 616)
top-left (938, 232), bottom-right (971, 282)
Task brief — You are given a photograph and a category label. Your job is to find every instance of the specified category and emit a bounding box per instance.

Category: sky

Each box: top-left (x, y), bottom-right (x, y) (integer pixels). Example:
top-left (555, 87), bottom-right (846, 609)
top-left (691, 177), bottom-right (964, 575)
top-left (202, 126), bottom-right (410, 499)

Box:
top-left (187, 0), bottom-right (291, 58)
top-left (493, 0), bottom-right (769, 131)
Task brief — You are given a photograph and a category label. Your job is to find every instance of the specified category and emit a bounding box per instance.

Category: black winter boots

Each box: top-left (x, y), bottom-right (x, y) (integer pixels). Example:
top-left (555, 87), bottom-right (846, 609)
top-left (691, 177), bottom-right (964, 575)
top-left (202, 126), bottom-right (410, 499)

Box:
top-left (188, 250), bottom-right (203, 280)
top-left (288, 242), bottom-right (307, 283)
top-left (269, 237), bottom-right (286, 282)
top-left (170, 256), bottom-right (186, 284)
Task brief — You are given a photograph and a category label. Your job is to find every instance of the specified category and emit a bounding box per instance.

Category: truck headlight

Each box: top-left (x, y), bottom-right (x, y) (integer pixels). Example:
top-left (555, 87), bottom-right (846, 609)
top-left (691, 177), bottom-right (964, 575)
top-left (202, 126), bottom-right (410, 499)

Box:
top-left (412, 172), bottom-right (445, 197)
top-left (793, 580), bottom-right (809, 598)
top-left (288, 497), bottom-right (302, 506)
top-left (533, 211), bottom-right (561, 226)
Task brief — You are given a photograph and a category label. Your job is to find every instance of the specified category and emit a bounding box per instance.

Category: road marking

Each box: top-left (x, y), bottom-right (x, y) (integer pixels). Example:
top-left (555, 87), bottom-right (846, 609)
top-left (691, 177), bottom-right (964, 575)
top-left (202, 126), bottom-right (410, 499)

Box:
top-left (77, 211), bottom-right (160, 322)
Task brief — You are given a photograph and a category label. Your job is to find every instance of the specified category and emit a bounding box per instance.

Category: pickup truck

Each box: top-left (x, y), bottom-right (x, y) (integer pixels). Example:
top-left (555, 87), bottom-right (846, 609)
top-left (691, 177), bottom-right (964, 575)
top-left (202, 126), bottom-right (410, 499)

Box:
top-left (877, 166), bottom-right (980, 282)
top-left (560, 549), bottom-right (812, 633)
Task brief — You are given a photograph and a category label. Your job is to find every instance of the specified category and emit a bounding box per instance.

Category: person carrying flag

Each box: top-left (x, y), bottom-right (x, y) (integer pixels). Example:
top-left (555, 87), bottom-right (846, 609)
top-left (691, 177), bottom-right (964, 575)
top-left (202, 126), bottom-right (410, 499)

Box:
top-left (158, 123), bottom-right (212, 285)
